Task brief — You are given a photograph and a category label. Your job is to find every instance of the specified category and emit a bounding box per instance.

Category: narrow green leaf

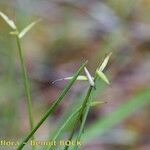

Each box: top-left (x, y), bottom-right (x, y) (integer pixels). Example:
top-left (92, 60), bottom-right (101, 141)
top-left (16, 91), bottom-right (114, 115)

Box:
top-left (9, 31), bottom-right (18, 35)
top-left (16, 61), bottom-right (87, 150)
top-left (87, 101), bottom-right (106, 107)
top-left (19, 19), bottom-right (41, 39)
top-left (65, 75), bottom-right (89, 81)
top-left (99, 52), bottom-right (112, 71)
top-left (96, 70), bottom-right (110, 84)
top-left (72, 54), bottom-right (112, 150)
top-left (16, 36), bottom-right (35, 149)
top-left (52, 75), bottom-right (90, 84)
top-left (46, 107), bottom-right (82, 150)
top-left (72, 87), bottom-right (94, 150)
top-left (0, 11), bottom-right (16, 29)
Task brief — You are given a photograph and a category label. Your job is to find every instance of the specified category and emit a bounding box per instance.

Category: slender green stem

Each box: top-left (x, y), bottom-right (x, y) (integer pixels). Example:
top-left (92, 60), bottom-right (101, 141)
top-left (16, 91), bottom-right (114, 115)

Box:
top-left (74, 75), bottom-right (99, 150)
top-left (16, 34), bottom-right (34, 132)
top-left (63, 72), bottom-right (99, 150)
top-left (74, 104), bottom-right (91, 150)
top-left (63, 86), bottom-right (93, 150)
top-left (63, 124), bottom-right (76, 150)
top-left (16, 34), bottom-right (35, 150)
top-left (16, 61), bottom-right (87, 150)
top-left (46, 106), bottom-right (82, 150)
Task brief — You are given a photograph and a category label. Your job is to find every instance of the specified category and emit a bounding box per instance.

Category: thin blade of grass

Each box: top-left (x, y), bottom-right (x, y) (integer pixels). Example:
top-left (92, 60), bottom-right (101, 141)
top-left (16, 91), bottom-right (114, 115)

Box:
top-left (46, 106), bottom-right (82, 150)
top-left (19, 19), bottom-right (41, 39)
top-left (44, 82), bottom-right (105, 150)
top-left (99, 52), bottom-right (112, 71)
top-left (52, 75), bottom-right (90, 84)
top-left (87, 101), bottom-right (106, 107)
top-left (73, 53), bottom-right (112, 142)
top-left (84, 67), bottom-right (95, 87)
top-left (72, 70), bottom-right (102, 150)
top-left (73, 54), bottom-right (112, 150)
top-left (64, 86), bottom-right (93, 150)
top-left (16, 61), bottom-right (87, 150)
top-left (16, 35), bottom-right (35, 150)
top-left (96, 70), bottom-right (110, 84)
top-left (63, 61), bottom-right (107, 150)
top-left (0, 11), bottom-right (16, 29)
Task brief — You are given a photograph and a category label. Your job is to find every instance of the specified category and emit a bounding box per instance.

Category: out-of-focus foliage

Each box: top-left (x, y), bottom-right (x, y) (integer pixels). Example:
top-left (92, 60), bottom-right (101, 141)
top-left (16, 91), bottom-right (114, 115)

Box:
top-left (0, 0), bottom-right (150, 150)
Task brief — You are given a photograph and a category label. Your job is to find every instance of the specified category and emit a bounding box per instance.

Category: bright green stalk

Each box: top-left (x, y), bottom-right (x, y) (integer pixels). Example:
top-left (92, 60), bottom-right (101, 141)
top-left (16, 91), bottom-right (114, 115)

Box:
top-left (17, 61), bottom-right (87, 150)
top-left (46, 106), bottom-right (82, 150)
top-left (64, 128), bottom-right (76, 150)
top-left (64, 53), bottom-right (111, 150)
top-left (74, 101), bottom-right (91, 150)
top-left (15, 33), bottom-right (35, 150)
top-left (73, 75), bottom-right (99, 150)
top-left (16, 34), bottom-right (34, 134)
top-left (63, 86), bottom-right (93, 150)
top-left (63, 73), bottom-right (99, 150)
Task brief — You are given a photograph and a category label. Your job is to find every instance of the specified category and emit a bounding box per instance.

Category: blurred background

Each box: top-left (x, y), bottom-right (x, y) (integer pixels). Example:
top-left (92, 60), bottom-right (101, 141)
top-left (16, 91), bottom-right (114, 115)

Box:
top-left (0, 0), bottom-right (150, 150)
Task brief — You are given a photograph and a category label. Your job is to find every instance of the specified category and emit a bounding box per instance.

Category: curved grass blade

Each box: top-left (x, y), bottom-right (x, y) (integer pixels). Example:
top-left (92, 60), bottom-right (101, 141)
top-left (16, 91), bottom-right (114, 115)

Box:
top-left (16, 61), bottom-right (87, 150)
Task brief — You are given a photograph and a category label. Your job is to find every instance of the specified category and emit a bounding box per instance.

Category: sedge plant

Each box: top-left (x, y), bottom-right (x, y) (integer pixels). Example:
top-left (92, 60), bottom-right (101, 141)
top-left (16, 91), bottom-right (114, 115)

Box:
top-left (43, 53), bottom-right (111, 150)
top-left (0, 11), bottom-right (88, 150)
top-left (62, 53), bottom-right (112, 150)
top-left (74, 54), bottom-right (112, 148)
top-left (0, 11), bottom-right (40, 149)
top-left (16, 61), bottom-right (87, 150)
top-left (0, 11), bottom-right (112, 150)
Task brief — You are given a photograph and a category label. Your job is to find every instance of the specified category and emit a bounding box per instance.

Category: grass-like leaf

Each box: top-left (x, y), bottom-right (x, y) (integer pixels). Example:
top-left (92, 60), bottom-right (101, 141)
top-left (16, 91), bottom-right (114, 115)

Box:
top-left (15, 36), bottom-right (35, 150)
top-left (72, 54), bottom-right (112, 150)
top-left (19, 19), bottom-right (41, 39)
top-left (0, 11), bottom-right (16, 29)
top-left (52, 75), bottom-right (90, 84)
top-left (84, 67), bottom-right (95, 87)
top-left (16, 61), bottom-right (87, 150)
top-left (99, 52), bottom-right (112, 71)
top-left (46, 106), bottom-right (82, 150)
top-left (44, 82), bottom-right (105, 150)
top-left (87, 101), bottom-right (106, 107)
top-left (64, 86), bottom-right (94, 150)
top-left (96, 70), bottom-right (110, 84)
